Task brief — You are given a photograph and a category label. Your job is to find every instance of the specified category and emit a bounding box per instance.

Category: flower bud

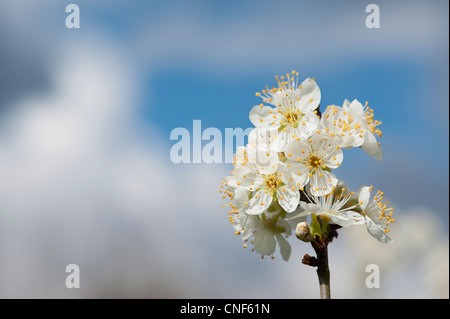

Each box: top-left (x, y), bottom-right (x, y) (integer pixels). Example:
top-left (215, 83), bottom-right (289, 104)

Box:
top-left (295, 222), bottom-right (313, 242)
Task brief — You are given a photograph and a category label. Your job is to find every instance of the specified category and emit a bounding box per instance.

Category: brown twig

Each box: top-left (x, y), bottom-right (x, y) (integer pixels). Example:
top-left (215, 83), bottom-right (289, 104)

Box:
top-left (302, 236), bottom-right (331, 299)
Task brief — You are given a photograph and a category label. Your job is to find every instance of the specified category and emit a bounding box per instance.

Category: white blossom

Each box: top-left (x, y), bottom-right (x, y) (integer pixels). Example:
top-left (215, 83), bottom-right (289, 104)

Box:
top-left (358, 186), bottom-right (394, 243)
top-left (283, 133), bottom-right (343, 196)
top-left (249, 71), bottom-right (321, 150)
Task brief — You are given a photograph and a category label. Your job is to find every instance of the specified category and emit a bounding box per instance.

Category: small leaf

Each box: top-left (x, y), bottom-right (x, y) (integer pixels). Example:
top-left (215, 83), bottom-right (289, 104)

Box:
top-left (310, 214), bottom-right (322, 237)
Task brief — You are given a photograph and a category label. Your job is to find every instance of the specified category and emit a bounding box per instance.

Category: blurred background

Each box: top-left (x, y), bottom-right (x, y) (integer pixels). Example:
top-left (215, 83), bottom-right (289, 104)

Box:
top-left (0, 0), bottom-right (448, 298)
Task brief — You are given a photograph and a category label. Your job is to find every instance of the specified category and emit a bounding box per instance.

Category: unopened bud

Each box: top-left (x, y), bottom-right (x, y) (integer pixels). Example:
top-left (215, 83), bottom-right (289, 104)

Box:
top-left (295, 222), bottom-right (313, 242)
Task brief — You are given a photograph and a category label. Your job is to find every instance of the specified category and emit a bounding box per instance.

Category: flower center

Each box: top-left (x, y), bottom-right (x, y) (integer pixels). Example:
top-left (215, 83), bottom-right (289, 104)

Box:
top-left (284, 111), bottom-right (299, 124)
top-left (308, 155), bottom-right (321, 168)
top-left (265, 175), bottom-right (281, 189)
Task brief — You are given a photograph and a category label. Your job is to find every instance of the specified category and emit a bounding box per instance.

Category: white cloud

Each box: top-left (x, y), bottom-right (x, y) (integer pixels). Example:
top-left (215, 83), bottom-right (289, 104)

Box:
top-left (130, 1), bottom-right (448, 72)
top-left (0, 37), bottom-right (271, 298)
top-left (334, 207), bottom-right (449, 298)
top-left (0, 39), bottom-right (193, 297)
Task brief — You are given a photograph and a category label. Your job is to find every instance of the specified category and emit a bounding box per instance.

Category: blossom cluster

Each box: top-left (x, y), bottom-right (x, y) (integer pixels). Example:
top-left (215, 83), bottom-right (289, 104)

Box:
top-left (221, 71), bottom-right (394, 261)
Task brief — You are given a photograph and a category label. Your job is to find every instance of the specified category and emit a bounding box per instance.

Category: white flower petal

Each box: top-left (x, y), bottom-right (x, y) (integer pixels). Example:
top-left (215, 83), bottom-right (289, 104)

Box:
top-left (295, 112), bottom-right (320, 138)
top-left (232, 212), bottom-right (261, 240)
top-left (228, 166), bottom-right (258, 190)
top-left (233, 188), bottom-right (250, 208)
top-left (246, 189), bottom-right (273, 215)
top-left (309, 170), bottom-right (337, 196)
top-left (278, 126), bottom-right (297, 150)
top-left (297, 78), bottom-right (321, 113)
top-left (249, 105), bottom-right (279, 128)
top-left (250, 149), bottom-right (279, 174)
top-left (346, 99), bottom-right (365, 119)
top-left (277, 185), bottom-right (300, 213)
top-left (284, 139), bottom-right (310, 159)
top-left (330, 210), bottom-right (364, 227)
top-left (365, 215), bottom-right (393, 243)
top-left (350, 127), bottom-right (365, 148)
top-left (253, 228), bottom-right (276, 256)
top-left (284, 165), bottom-right (309, 190)
top-left (285, 209), bottom-right (310, 221)
top-left (299, 201), bottom-right (324, 215)
top-left (277, 218), bottom-right (293, 236)
top-left (342, 99), bottom-right (351, 109)
top-left (233, 146), bottom-right (249, 166)
top-left (276, 233), bottom-right (291, 261)
top-left (357, 186), bottom-right (371, 211)
top-left (361, 131), bottom-right (383, 161)
top-left (324, 146), bottom-right (343, 169)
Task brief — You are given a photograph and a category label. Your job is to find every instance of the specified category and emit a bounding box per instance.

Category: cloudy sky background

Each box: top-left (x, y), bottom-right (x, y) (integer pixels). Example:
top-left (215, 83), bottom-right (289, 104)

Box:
top-left (0, 0), bottom-right (448, 298)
